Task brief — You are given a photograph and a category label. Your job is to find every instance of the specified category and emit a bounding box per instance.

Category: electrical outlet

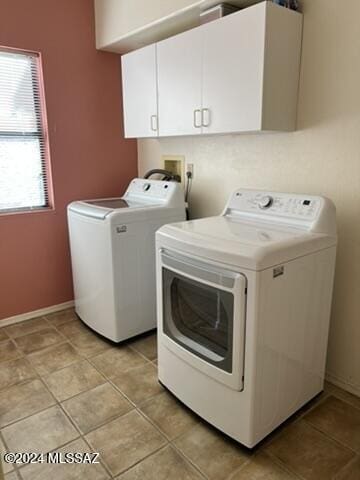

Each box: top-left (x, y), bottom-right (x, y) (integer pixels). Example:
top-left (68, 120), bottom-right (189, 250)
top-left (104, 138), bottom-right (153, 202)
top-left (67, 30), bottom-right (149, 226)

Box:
top-left (186, 163), bottom-right (194, 178)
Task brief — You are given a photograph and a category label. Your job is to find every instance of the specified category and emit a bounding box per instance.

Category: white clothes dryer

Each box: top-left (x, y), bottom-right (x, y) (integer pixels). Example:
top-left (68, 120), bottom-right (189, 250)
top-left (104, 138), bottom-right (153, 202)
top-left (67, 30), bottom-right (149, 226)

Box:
top-left (156, 188), bottom-right (337, 447)
top-left (68, 178), bottom-right (186, 342)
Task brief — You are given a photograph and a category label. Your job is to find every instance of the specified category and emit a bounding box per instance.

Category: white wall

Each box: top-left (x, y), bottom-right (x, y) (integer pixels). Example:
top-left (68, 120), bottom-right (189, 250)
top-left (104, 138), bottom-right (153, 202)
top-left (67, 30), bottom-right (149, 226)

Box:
top-left (94, 0), bottom-right (264, 52)
top-left (94, 0), bottom-right (197, 48)
top-left (138, 0), bottom-right (360, 396)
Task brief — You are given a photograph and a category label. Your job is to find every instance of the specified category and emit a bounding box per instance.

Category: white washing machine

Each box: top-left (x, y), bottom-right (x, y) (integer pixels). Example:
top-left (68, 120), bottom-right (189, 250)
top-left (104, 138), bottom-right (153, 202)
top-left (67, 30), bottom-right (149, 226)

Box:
top-left (68, 178), bottom-right (186, 342)
top-left (156, 189), bottom-right (337, 447)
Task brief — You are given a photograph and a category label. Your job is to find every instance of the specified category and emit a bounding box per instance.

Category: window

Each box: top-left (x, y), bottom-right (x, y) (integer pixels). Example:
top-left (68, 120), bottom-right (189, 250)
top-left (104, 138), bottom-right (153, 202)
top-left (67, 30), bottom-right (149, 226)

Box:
top-left (0, 48), bottom-right (50, 213)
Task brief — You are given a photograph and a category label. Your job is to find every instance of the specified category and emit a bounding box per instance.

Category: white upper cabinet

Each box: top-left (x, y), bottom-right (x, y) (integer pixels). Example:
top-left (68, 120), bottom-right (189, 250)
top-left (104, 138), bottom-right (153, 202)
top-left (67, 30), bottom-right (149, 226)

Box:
top-left (201, 6), bottom-right (265, 134)
top-left (157, 27), bottom-right (203, 137)
top-left (121, 1), bottom-right (303, 138)
top-left (121, 44), bottom-right (158, 138)
top-left (201, 2), bottom-right (302, 134)
top-left (260, 3), bottom-right (303, 131)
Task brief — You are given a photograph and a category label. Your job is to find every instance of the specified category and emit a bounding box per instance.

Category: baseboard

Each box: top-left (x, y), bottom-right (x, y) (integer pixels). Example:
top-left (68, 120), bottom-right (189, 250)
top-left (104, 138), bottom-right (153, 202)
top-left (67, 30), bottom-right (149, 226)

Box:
top-left (0, 301), bottom-right (75, 327)
top-left (326, 371), bottom-right (360, 398)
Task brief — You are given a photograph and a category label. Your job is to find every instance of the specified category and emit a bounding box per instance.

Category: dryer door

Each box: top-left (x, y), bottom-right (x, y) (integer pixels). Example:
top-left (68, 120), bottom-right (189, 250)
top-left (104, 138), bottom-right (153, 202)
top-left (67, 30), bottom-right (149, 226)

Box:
top-left (160, 249), bottom-right (247, 391)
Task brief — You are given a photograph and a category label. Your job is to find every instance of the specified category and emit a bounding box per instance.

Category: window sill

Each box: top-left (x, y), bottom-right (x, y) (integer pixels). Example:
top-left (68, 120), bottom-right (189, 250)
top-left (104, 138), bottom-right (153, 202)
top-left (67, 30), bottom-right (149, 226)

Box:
top-left (0, 206), bottom-right (55, 217)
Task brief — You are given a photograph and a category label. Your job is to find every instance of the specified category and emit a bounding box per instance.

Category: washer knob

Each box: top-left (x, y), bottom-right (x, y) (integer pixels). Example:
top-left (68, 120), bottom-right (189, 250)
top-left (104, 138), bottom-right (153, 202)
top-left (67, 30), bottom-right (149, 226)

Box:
top-left (258, 195), bottom-right (273, 209)
top-left (143, 183), bottom-right (151, 192)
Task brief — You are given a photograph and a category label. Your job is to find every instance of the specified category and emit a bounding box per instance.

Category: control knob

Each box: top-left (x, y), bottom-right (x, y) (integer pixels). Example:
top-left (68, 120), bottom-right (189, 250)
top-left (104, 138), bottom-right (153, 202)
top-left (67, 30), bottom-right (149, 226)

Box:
top-left (258, 195), bottom-right (273, 209)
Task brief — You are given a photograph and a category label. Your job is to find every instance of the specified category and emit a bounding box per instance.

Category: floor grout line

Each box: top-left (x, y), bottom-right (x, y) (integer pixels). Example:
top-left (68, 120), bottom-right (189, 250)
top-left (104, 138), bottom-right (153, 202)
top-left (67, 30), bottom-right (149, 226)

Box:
top-left (135, 400), bottom-right (174, 441)
top-left (332, 454), bottom-right (360, 480)
top-left (41, 366), bottom-right (108, 402)
top-left (0, 428), bottom-right (22, 478)
top-left (0, 358), bottom-right (39, 394)
top-left (110, 384), bottom-right (211, 479)
top-left (12, 374), bottom-right (83, 456)
top-left (32, 323), bottom-right (165, 478)
top-left (2, 318), bottom-right (360, 480)
top-left (324, 388), bottom-right (360, 412)
top-left (266, 454), bottom-right (307, 480)
top-left (264, 450), bottom-right (308, 480)
top-left (259, 391), bottom-right (331, 451)
top-left (132, 401), bottom-right (211, 480)
top-left (3, 316), bottom-right (49, 338)
top-left (127, 343), bottom-right (157, 363)
top-left (13, 373), bottom-right (113, 478)
top-left (2, 374), bottom-right (353, 480)
top-left (301, 416), bottom-right (359, 455)
top-left (82, 433), bottom-right (114, 478)
top-left (0, 395), bottom-right (57, 430)
top-left (169, 440), bottom-right (209, 480)
top-left (263, 407), bottom-right (357, 480)
top-left (108, 378), bottom-right (162, 411)
top-left (110, 442), bottom-right (170, 479)
top-left (64, 401), bottom-right (134, 437)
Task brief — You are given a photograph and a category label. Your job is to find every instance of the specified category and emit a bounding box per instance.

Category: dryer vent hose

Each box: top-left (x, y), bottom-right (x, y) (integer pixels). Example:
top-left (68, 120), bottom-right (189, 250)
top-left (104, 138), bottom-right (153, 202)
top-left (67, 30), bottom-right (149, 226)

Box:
top-left (143, 169), bottom-right (181, 183)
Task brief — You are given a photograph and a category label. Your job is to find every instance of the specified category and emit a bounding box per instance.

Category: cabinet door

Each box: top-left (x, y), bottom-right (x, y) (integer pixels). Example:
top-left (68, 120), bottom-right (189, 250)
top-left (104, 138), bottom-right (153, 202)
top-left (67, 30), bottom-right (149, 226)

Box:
top-left (202, 5), bottom-right (266, 134)
top-left (121, 44), bottom-right (158, 138)
top-left (157, 27), bottom-right (203, 136)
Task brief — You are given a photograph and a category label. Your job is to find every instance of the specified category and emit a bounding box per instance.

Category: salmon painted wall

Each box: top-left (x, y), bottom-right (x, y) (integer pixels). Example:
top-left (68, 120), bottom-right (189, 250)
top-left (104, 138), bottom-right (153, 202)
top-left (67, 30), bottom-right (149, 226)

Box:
top-left (0, 0), bottom-right (137, 321)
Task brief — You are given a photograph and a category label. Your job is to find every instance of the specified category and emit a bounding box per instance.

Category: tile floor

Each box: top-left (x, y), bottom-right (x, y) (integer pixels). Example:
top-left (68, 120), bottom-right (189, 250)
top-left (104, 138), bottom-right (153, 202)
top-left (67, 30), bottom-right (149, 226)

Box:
top-left (0, 309), bottom-right (359, 479)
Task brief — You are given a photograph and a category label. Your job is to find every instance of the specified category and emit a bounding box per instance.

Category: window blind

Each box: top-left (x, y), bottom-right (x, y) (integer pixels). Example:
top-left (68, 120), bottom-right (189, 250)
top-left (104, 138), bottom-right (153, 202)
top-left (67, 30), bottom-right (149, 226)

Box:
top-left (0, 49), bottom-right (49, 213)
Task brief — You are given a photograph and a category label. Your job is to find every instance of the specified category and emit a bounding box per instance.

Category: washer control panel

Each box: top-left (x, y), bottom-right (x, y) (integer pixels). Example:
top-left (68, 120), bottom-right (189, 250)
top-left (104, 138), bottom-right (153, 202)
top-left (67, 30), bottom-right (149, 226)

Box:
top-left (228, 190), bottom-right (322, 221)
top-left (258, 195), bottom-right (274, 209)
top-left (125, 179), bottom-right (175, 200)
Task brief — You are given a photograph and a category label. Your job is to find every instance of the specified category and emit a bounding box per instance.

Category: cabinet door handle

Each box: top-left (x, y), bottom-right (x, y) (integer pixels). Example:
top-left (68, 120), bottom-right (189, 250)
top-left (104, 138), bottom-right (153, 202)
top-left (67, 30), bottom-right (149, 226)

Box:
top-left (193, 109), bottom-right (202, 128)
top-left (150, 115), bottom-right (158, 132)
top-left (202, 108), bottom-right (211, 127)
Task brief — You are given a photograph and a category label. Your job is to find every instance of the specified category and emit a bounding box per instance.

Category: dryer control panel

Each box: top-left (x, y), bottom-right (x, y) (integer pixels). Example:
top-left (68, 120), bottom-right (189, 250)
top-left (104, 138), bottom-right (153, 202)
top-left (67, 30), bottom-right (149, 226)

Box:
top-left (224, 189), bottom-right (336, 235)
top-left (241, 192), bottom-right (320, 219)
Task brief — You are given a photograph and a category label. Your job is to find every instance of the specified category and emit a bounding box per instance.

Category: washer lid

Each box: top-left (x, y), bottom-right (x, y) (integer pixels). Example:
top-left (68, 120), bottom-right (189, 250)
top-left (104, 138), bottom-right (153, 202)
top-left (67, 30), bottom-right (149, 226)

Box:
top-left (68, 197), bottom-right (158, 220)
top-left (86, 199), bottom-right (131, 209)
top-left (157, 216), bottom-right (337, 271)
